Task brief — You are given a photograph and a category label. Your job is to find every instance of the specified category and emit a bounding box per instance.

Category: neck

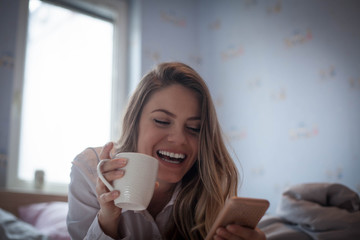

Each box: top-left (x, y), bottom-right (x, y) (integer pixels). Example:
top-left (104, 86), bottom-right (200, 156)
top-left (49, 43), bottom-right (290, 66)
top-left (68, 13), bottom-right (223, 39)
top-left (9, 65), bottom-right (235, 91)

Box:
top-left (147, 180), bottom-right (177, 218)
top-left (156, 179), bottom-right (177, 195)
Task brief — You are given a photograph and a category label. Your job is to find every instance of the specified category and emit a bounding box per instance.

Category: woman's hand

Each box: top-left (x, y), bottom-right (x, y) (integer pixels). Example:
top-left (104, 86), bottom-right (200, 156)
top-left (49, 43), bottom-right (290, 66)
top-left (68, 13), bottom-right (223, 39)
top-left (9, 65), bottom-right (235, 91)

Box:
top-left (96, 142), bottom-right (127, 238)
top-left (213, 225), bottom-right (266, 240)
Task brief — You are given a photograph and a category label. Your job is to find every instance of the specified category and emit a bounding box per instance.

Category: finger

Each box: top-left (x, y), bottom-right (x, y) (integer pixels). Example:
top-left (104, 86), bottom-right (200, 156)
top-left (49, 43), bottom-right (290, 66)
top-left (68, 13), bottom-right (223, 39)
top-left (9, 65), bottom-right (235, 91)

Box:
top-left (213, 235), bottom-right (226, 240)
top-left (226, 225), bottom-right (264, 240)
top-left (254, 227), bottom-right (266, 240)
top-left (225, 224), bottom-right (244, 236)
top-left (102, 169), bottom-right (125, 182)
top-left (100, 142), bottom-right (113, 160)
top-left (98, 190), bottom-right (120, 205)
top-left (96, 168), bottom-right (125, 196)
top-left (96, 172), bottom-right (123, 192)
top-left (215, 227), bottom-right (233, 239)
top-left (100, 159), bottom-right (128, 173)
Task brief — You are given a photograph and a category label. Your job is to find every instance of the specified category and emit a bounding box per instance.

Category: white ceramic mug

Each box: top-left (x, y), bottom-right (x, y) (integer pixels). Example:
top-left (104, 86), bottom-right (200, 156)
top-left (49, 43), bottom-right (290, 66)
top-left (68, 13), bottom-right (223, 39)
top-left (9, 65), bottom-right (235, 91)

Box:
top-left (97, 152), bottom-right (158, 211)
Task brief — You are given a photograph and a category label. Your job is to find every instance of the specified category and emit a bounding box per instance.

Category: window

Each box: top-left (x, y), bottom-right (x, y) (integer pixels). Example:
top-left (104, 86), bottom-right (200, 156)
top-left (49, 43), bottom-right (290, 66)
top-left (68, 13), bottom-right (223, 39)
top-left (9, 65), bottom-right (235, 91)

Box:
top-left (8, 0), bottom-right (128, 194)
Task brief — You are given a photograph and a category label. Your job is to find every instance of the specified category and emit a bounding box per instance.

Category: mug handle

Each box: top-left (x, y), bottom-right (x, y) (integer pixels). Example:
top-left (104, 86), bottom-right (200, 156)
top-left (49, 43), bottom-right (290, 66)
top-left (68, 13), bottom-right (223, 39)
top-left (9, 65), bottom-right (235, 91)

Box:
top-left (97, 159), bottom-right (114, 191)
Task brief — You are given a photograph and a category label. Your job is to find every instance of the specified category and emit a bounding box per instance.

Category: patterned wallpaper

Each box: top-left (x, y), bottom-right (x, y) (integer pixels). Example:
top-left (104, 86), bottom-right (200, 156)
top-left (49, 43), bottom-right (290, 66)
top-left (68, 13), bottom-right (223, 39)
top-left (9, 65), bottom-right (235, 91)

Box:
top-left (139, 0), bottom-right (360, 213)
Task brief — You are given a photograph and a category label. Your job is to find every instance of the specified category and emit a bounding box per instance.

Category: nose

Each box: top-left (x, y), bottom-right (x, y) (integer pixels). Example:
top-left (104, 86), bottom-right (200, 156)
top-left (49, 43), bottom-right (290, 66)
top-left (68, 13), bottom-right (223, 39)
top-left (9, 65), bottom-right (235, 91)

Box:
top-left (167, 126), bottom-right (186, 145)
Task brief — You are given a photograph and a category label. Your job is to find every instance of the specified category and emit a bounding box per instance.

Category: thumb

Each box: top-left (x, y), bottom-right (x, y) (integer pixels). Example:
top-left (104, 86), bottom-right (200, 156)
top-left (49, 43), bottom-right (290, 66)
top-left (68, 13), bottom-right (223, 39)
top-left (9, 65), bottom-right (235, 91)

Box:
top-left (99, 142), bottom-right (113, 160)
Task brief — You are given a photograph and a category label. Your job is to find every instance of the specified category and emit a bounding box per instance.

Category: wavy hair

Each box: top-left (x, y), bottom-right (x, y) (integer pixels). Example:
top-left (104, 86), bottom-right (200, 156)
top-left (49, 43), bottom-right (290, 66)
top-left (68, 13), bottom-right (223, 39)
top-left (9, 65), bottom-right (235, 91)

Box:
top-left (115, 62), bottom-right (239, 239)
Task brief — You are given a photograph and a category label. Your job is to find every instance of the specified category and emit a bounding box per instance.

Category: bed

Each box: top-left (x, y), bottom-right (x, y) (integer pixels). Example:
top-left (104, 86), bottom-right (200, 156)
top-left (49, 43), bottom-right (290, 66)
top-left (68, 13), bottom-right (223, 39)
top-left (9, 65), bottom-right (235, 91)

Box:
top-left (0, 189), bottom-right (69, 240)
top-left (1, 183), bottom-right (359, 240)
top-left (258, 183), bottom-right (360, 239)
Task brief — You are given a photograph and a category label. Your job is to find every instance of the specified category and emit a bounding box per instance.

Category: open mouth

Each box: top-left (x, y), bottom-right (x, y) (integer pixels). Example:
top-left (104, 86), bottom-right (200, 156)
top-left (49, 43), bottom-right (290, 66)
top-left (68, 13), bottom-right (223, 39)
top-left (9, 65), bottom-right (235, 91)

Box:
top-left (157, 150), bottom-right (186, 164)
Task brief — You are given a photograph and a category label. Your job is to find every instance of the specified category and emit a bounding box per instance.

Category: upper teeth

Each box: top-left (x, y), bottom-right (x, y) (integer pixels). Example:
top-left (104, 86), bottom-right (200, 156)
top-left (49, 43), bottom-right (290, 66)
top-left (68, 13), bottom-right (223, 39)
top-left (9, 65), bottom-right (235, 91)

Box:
top-left (158, 150), bottom-right (185, 159)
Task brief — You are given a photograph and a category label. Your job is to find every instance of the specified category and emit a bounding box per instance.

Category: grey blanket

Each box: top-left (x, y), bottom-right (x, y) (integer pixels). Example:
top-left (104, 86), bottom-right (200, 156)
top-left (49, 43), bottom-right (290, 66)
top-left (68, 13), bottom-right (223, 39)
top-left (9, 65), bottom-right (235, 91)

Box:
top-left (0, 208), bottom-right (48, 240)
top-left (259, 183), bottom-right (360, 240)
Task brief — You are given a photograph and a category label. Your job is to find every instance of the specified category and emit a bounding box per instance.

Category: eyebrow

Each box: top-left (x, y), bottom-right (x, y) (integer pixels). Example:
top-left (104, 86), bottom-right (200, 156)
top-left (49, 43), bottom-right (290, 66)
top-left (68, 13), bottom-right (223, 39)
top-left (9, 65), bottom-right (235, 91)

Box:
top-left (151, 109), bottom-right (201, 121)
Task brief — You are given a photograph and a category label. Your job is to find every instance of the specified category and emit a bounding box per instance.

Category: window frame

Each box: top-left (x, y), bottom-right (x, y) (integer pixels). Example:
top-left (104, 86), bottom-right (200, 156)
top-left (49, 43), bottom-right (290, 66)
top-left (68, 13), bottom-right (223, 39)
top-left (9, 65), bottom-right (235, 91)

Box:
top-left (7, 0), bottom-right (128, 194)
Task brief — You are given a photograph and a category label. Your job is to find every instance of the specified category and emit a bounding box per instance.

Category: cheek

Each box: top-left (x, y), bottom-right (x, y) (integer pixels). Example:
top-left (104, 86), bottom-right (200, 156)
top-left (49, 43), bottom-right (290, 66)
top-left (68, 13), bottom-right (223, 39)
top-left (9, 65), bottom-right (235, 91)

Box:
top-left (137, 128), bottom-right (148, 153)
top-left (137, 127), bottom-right (164, 154)
top-left (137, 132), bottom-right (152, 154)
top-left (136, 138), bottom-right (145, 153)
top-left (137, 119), bottom-right (153, 152)
top-left (191, 137), bottom-right (199, 154)
top-left (188, 137), bottom-right (199, 163)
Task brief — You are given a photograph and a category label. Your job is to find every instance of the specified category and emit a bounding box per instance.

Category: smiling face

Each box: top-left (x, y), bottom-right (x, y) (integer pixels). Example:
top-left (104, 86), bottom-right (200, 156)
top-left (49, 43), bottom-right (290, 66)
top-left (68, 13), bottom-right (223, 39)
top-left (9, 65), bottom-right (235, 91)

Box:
top-left (137, 84), bottom-right (201, 185)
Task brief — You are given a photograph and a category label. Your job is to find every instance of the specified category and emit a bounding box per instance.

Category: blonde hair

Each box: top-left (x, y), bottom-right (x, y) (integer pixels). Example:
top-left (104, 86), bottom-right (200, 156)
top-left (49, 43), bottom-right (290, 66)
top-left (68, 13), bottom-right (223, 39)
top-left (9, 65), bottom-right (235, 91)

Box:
top-left (116, 62), bottom-right (238, 239)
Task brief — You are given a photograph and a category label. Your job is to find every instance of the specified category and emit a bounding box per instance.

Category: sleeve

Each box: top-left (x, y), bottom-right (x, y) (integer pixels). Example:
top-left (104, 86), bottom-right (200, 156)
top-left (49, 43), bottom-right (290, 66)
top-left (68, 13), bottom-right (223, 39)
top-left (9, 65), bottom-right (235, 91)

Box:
top-left (66, 148), bottom-right (116, 240)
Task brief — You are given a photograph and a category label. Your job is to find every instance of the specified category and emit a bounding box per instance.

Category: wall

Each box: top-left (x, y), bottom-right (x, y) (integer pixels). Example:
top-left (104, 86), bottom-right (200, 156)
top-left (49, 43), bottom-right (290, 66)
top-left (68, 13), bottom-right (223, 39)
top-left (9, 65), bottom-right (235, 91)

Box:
top-left (0, 0), bottom-right (20, 187)
top-left (1, 0), bottom-right (359, 213)
top-left (196, 0), bottom-right (360, 213)
top-left (136, 0), bottom-right (360, 213)
top-left (130, 0), bottom-right (201, 90)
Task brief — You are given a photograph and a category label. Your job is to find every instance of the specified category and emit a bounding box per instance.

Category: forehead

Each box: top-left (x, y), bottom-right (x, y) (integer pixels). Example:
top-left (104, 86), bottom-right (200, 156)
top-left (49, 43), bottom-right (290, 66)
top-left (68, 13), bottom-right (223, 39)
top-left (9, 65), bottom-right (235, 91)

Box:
top-left (143, 84), bottom-right (201, 116)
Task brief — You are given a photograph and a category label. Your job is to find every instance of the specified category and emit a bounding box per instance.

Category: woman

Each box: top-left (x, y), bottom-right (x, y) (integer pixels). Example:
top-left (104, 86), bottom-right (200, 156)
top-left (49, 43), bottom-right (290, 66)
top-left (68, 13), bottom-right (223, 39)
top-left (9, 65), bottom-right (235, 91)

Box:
top-left (67, 62), bottom-right (265, 240)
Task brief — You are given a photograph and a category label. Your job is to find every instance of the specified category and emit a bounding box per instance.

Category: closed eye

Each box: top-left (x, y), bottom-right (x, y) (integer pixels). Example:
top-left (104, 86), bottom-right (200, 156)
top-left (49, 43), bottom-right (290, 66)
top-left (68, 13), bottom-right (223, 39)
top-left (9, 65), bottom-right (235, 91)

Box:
top-left (154, 119), bottom-right (170, 125)
top-left (187, 126), bottom-right (200, 133)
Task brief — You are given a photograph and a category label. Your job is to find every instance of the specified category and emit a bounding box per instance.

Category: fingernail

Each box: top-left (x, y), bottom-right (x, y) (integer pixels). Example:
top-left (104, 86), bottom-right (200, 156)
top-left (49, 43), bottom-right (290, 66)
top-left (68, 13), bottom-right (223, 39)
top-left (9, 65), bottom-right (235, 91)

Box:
top-left (119, 158), bottom-right (128, 164)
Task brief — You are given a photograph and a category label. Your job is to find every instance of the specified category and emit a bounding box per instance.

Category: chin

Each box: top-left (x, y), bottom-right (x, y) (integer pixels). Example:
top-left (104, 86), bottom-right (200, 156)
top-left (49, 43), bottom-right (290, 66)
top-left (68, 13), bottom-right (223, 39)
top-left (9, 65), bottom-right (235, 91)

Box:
top-left (157, 172), bottom-right (183, 185)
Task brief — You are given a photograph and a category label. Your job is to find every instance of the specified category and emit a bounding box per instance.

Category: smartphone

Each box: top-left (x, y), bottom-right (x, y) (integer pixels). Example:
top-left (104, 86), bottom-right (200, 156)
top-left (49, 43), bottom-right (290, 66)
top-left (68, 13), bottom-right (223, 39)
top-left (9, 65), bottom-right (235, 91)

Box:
top-left (205, 197), bottom-right (269, 240)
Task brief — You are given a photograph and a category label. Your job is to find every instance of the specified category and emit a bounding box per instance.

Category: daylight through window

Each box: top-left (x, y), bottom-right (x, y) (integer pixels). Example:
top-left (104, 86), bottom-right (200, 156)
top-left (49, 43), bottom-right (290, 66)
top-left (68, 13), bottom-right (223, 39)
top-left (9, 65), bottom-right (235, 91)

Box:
top-left (19, 0), bottom-right (114, 184)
